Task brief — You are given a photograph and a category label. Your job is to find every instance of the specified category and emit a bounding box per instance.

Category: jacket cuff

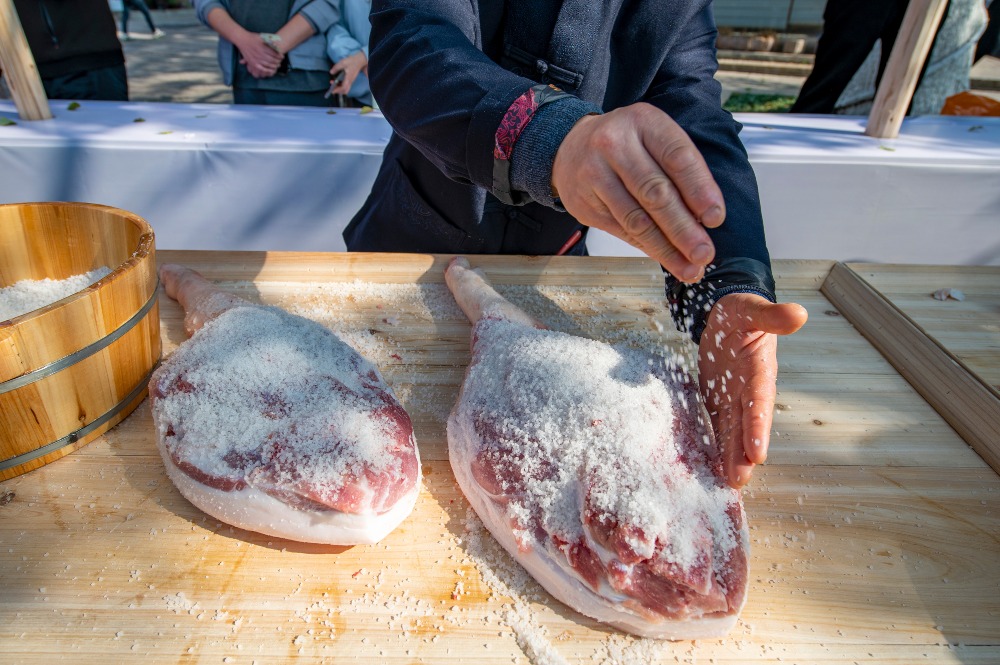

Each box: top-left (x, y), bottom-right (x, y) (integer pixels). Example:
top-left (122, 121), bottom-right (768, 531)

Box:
top-left (196, 1), bottom-right (227, 25)
top-left (491, 85), bottom-right (601, 205)
top-left (508, 95), bottom-right (602, 208)
top-left (299, 2), bottom-right (339, 33)
top-left (665, 257), bottom-right (776, 344)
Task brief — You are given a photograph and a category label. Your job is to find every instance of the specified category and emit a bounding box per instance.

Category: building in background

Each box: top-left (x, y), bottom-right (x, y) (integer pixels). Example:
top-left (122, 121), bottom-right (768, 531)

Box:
top-left (714, 0), bottom-right (825, 30)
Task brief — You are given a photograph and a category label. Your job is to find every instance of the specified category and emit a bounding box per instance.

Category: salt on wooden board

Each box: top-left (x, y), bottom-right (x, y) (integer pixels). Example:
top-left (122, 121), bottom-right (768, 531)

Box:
top-left (7, 253), bottom-right (997, 664)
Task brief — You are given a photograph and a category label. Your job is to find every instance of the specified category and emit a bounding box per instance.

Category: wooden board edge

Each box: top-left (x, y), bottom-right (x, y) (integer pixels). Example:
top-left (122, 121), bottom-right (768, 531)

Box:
top-left (155, 250), bottom-right (665, 288)
top-left (820, 262), bottom-right (1000, 477)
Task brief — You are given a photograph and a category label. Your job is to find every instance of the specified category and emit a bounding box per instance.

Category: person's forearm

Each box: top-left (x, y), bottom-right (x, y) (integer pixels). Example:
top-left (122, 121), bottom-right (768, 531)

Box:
top-left (273, 14), bottom-right (318, 55)
top-left (369, 3), bottom-right (540, 191)
top-left (204, 7), bottom-right (253, 52)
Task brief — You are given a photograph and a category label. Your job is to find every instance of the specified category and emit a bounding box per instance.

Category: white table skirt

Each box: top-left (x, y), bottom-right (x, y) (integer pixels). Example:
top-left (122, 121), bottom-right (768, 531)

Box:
top-left (0, 100), bottom-right (390, 252)
top-left (1, 100), bottom-right (998, 265)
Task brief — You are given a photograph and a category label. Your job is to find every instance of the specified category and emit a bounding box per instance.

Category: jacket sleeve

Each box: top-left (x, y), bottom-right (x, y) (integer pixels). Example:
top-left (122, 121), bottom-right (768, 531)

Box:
top-left (644, 7), bottom-right (777, 342)
top-left (297, 0), bottom-right (341, 34)
top-left (326, 22), bottom-right (365, 61)
top-left (328, 0), bottom-right (371, 61)
top-left (368, 1), bottom-right (549, 191)
top-left (194, 0), bottom-right (228, 26)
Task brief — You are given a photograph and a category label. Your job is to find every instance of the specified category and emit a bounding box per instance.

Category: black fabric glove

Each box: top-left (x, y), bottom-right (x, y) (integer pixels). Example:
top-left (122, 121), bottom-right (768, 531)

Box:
top-left (665, 257), bottom-right (776, 344)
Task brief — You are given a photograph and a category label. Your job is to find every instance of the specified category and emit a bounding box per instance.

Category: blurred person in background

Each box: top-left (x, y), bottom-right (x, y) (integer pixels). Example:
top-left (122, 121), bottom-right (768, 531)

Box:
top-left (120, 0), bottom-right (166, 40)
top-left (326, 0), bottom-right (374, 107)
top-left (195, 0), bottom-right (340, 107)
top-left (792, 0), bottom-right (987, 115)
top-left (12, 0), bottom-right (127, 100)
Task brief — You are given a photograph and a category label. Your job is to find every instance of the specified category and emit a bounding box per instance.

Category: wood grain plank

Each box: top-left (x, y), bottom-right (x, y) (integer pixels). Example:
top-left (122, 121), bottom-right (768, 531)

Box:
top-left (772, 259), bottom-right (838, 293)
top-left (822, 263), bottom-right (1000, 476)
top-left (158, 251), bottom-right (666, 288)
top-left (2, 454), bottom-right (997, 662)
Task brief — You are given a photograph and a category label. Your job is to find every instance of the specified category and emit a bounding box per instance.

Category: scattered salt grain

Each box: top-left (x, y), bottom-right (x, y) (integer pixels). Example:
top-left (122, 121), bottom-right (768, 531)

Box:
top-left (461, 510), bottom-right (569, 665)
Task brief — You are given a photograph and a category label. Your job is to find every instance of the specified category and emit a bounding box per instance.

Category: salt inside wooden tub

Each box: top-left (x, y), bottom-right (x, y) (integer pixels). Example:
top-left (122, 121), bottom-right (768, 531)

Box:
top-left (0, 202), bottom-right (160, 480)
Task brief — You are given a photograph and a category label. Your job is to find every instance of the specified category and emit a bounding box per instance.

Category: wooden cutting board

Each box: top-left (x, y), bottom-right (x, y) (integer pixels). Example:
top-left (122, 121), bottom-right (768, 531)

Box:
top-left (1, 252), bottom-right (998, 664)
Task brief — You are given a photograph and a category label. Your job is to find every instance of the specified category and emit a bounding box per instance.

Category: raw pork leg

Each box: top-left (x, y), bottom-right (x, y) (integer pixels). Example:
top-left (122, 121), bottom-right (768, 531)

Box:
top-left (149, 265), bottom-right (420, 545)
top-left (445, 257), bottom-right (749, 639)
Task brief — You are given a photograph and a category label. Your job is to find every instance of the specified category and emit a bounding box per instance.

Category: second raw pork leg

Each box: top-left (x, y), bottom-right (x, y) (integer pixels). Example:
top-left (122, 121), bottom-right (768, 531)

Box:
top-left (445, 257), bottom-right (749, 639)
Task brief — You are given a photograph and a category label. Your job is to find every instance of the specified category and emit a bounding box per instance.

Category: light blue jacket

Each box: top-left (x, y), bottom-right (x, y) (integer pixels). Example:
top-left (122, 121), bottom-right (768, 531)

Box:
top-left (195, 0), bottom-right (341, 86)
top-left (326, 0), bottom-right (373, 106)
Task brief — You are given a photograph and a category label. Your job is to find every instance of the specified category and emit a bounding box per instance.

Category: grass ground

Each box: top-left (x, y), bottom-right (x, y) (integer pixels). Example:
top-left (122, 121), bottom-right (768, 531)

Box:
top-left (723, 93), bottom-right (796, 113)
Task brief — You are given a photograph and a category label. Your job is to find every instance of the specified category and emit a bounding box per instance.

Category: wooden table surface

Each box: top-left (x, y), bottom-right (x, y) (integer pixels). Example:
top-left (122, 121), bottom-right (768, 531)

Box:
top-left (1, 252), bottom-right (998, 664)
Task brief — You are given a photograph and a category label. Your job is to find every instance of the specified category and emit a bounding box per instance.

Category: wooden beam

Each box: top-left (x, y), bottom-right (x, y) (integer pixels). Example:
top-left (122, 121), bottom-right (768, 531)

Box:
top-left (0, 0), bottom-right (52, 121)
top-left (820, 262), bottom-right (1000, 476)
top-left (864, 0), bottom-right (947, 139)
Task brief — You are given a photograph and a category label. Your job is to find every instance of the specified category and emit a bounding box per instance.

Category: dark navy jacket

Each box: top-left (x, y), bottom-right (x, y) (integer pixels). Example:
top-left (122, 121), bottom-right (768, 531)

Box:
top-left (345, 0), bottom-right (775, 340)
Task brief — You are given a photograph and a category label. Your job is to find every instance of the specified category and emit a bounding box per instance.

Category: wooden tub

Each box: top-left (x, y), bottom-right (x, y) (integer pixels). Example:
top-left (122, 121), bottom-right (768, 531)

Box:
top-left (0, 202), bottom-right (160, 480)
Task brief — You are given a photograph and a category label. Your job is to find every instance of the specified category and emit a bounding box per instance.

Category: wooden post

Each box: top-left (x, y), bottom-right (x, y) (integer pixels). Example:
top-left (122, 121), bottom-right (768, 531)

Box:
top-left (864, 0), bottom-right (947, 139)
top-left (0, 0), bottom-right (52, 121)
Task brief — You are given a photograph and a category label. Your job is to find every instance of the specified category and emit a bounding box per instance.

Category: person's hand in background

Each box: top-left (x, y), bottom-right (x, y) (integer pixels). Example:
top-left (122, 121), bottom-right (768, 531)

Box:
top-left (329, 50), bottom-right (368, 95)
top-left (238, 32), bottom-right (283, 78)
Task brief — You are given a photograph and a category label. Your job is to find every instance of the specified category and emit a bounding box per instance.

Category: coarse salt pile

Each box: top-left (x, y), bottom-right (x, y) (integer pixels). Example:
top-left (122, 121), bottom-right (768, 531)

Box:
top-left (461, 317), bottom-right (738, 568)
top-left (150, 295), bottom-right (421, 546)
top-left (0, 267), bottom-right (112, 321)
top-left (155, 303), bottom-right (404, 491)
top-left (449, 297), bottom-right (749, 639)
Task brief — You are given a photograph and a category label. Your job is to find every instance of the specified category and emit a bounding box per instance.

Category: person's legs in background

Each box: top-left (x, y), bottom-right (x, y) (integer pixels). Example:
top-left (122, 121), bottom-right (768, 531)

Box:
top-left (121, 1), bottom-right (130, 37)
top-left (791, 0), bottom-right (909, 113)
top-left (976, 0), bottom-right (999, 61)
top-left (232, 87), bottom-right (334, 107)
top-left (122, 0), bottom-right (164, 38)
top-left (42, 64), bottom-right (129, 101)
top-left (874, 0), bottom-right (913, 82)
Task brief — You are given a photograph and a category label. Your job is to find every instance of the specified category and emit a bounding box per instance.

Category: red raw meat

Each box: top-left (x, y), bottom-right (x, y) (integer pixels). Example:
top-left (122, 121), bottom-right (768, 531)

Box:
top-left (445, 257), bottom-right (748, 639)
top-left (149, 264), bottom-right (420, 544)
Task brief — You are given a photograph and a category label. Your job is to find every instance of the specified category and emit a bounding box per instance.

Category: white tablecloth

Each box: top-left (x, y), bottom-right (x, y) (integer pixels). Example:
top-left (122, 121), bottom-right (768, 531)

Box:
top-left (590, 113), bottom-right (1000, 265)
top-left (0, 100), bottom-right (390, 252)
top-left (1, 100), bottom-right (998, 264)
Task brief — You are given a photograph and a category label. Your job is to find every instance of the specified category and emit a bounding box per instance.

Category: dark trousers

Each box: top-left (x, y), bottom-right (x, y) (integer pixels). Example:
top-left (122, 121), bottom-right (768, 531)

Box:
top-left (232, 87), bottom-right (334, 107)
top-left (791, 0), bottom-right (911, 113)
top-left (976, 0), bottom-right (999, 61)
top-left (42, 63), bottom-right (128, 101)
top-left (122, 0), bottom-right (157, 33)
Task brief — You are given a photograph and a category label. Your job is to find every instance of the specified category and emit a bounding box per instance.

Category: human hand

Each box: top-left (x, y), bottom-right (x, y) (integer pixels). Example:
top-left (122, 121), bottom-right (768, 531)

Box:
top-left (552, 103), bottom-right (726, 283)
top-left (698, 292), bottom-right (808, 489)
top-left (329, 51), bottom-right (368, 96)
top-left (237, 32), bottom-right (283, 78)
